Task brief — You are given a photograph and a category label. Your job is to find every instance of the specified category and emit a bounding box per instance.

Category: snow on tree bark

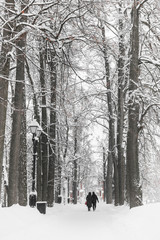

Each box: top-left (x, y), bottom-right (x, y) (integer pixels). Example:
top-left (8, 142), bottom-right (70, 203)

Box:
top-left (0, 0), bottom-right (15, 203)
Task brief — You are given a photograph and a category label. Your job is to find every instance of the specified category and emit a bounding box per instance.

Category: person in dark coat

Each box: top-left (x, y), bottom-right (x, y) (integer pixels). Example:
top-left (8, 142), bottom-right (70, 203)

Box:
top-left (91, 192), bottom-right (99, 211)
top-left (86, 192), bottom-right (92, 211)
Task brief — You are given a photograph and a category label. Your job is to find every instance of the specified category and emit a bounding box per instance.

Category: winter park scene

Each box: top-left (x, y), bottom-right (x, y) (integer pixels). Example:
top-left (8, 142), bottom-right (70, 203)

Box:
top-left (0, 0), bottom-right (160, 240)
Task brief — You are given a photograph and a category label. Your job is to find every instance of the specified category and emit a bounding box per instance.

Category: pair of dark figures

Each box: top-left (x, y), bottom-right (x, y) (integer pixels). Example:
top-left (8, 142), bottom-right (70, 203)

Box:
top-left (86, 192), bottom-right (99, 211)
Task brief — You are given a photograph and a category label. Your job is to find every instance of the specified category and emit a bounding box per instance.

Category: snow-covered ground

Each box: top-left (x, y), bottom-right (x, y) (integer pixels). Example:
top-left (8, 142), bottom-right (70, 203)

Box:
top-left (0, 202), bottom-right (160, 240)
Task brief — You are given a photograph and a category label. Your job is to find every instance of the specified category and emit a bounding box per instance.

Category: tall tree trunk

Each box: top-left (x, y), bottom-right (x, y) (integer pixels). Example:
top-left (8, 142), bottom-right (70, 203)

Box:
top-left (18, 96), bottom-right (27, 206)
top-left (114, 162), bottom-right (119, 206)
top-left (47, 48), bottom-right (57, 207)
top-left (73, 118), bottom-right (78, 204)
top-left (17, 0), bottom-right (28, 207)
top-left (127, 0), bottom-right (142, 208)
top-left (54, 161), bottom-right (62, 204)
top-left (103, 147), bottom-right (106, 202)
top-left (0, 0), bottom-right (15, 202)
top-left (106, 153), bottom-right (112, 204)
top-left (57, 147), bottom-right (62, 204)
top-left (40, 44), bottom-right (48, 202)
top-left (117, 1), bottom-right (125, 206)
top-left (8, 28), bottom-right (26, 206)
top-left (37, 137), bottom-right (42, 201)
top-left (102, 25), bottom-right (118, 204)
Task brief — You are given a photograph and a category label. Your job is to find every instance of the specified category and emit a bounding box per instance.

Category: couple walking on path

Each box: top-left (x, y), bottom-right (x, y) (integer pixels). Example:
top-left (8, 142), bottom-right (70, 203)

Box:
top-left (86, 192), bottom-right (99, 211)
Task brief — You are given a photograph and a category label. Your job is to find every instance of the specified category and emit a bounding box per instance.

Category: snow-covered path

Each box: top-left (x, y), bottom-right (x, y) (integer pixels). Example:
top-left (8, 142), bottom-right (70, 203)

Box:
top-left (51, 203), bottom-right (128, 240)
top-left (1, 202), bottom-right (160, 240)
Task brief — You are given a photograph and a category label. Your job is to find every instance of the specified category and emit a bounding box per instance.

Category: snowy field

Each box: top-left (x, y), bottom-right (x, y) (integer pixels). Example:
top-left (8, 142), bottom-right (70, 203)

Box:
top-left (0, 202), bottom-right (160, 240)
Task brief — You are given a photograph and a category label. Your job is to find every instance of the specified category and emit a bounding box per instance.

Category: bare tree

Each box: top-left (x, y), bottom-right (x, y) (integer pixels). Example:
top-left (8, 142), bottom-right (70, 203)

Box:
top-left (0, 0), bottom-right (15, 202)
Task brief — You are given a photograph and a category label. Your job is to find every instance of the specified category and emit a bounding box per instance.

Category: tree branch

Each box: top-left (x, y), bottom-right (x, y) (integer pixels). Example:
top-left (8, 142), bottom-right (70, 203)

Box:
top-left (137, 0), bottom-right (148, 10)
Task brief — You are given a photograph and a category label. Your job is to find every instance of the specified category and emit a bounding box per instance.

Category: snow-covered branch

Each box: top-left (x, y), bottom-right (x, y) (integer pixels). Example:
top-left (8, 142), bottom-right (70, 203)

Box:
top-left (139, 57), bottom-right (160, 68)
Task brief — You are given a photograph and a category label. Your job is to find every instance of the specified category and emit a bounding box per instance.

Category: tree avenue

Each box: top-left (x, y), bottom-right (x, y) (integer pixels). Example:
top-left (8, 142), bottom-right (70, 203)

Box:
top-left (0, 0), bottom-right (160, 209)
